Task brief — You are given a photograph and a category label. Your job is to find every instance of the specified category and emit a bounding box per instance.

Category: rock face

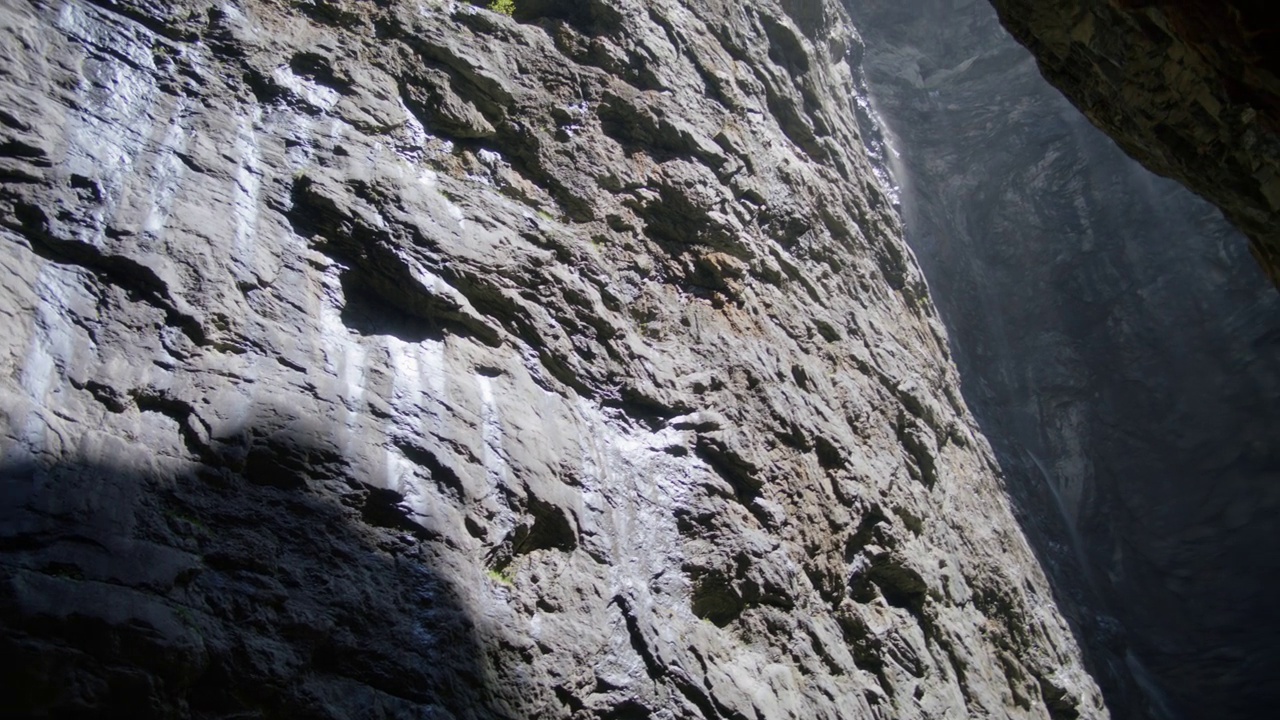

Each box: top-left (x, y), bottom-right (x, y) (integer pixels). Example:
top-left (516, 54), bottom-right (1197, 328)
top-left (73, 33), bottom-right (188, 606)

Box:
top-left (987, 0), bottom-right (1280, 286)
top-left (0, 0), bottom-right (1105, 717)
top-left (850, 0), bottom-right (1280, 718)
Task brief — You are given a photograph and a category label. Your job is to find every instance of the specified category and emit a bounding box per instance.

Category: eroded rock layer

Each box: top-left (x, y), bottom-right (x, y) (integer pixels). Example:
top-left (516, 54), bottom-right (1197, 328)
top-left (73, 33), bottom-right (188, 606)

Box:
top-left (0, 0), bottom-right (1103, 717)
top-left (988, 0), bottom-right (1280, 286)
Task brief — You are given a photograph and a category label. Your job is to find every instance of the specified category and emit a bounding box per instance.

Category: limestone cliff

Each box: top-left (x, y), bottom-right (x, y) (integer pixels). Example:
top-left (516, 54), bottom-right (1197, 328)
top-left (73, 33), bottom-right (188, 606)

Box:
top-left (988, 0), bottom-right (1280, 286)
top-left (0, 0), bottom-right (1103, 717)
top-left (852, 2), bottom-right (1280, 718)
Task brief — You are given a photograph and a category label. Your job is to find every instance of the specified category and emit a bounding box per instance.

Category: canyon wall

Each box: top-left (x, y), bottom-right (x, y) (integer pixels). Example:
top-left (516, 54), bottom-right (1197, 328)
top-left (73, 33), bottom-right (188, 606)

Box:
top-left (988, 0), bottom-right (1280, 287)
top-left (852, 0), bottom-right (1280, 717)
top-left (0, 0), bottom-right (1105, 717)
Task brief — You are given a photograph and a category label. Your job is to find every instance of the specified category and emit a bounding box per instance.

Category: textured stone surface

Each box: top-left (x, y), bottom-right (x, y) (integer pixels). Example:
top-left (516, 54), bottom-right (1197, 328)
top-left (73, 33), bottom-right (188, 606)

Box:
top-left (987, 0), bottom-right (1280, 286)
top-left (0, 0), bottom-right (1104, 717)
top-left (852, 0), bottom-right (1280, 718)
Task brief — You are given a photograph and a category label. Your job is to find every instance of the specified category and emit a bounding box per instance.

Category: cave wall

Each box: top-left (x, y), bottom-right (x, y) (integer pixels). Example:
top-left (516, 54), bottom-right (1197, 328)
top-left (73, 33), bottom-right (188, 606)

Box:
top-left (850, 0), bottom-right (1280, 717)
top-left (0, 0), bottom-right (1105, 717)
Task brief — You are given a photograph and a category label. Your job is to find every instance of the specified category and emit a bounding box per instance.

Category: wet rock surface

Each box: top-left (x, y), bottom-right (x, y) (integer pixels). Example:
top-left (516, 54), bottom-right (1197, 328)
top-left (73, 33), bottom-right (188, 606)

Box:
top-left (988, 0), bottom-right (1280, 286)
top-left (852, 0), bottom-right (1280, 717)
top-left (0, 0), bottom-right (1103, 717)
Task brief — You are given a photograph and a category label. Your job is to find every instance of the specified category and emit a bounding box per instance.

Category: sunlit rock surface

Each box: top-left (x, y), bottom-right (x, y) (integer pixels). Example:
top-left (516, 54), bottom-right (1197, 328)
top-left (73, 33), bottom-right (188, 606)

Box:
top-left (0, 0), bottom-right (1103, 717)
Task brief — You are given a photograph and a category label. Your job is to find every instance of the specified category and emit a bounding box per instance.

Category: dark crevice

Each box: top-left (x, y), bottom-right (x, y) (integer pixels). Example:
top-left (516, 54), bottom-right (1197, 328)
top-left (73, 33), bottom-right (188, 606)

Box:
top-left (289, 52), bottom-right (351, 93)
top-left (131, 390), bottom-right (213, 461)
top-left (838, 611), bottom-right (894, 697)
top-left (392, 440), bottom-right (466, 503)
top-left (612, 594), bottom-right (663, 680)
top-left (359, 484), bottom-right (433, 539)
top-left (687, 568), bottom-right (745, 627)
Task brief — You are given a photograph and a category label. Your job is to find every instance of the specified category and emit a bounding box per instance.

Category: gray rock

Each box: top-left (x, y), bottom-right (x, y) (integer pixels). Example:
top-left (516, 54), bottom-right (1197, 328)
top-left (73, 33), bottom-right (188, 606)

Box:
top-left (0, 0), bottom-right (1102, 717)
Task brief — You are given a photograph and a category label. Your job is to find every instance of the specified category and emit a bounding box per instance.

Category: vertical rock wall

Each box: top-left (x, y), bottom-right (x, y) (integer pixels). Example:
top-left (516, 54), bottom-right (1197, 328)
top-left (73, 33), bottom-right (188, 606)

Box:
top-left (850, 0), bottom-right (1280, 717)
top-left (0, 0), bottom-right (1103, 717)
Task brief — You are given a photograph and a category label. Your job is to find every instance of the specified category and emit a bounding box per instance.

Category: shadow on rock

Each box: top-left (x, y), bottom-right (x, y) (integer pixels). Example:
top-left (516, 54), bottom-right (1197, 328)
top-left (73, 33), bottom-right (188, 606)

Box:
top-left (0, 411), bottom-right (501, 719)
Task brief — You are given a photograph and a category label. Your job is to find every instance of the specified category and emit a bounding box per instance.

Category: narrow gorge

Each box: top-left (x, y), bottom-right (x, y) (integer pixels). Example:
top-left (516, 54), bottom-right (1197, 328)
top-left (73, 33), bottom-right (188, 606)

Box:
top-left (0, 1), bottom-right (1273, 719)
top-left (851, 1), bottom-right (1280, 717)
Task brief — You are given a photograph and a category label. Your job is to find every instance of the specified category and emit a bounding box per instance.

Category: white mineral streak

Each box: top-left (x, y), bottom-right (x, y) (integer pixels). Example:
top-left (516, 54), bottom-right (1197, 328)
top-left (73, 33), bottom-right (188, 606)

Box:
top-left (15, 267), bottom-right (69, 449)
top-left (231, 109), bottom-right (263, 265)
top-left (476, 373), bottom-right (509, 495)
top-left (317, 268), bottom-right (367, 443)
top-left (143, 100), bottom-right (189, 235)
top-left (386, 336), bottom-right (448, 497)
